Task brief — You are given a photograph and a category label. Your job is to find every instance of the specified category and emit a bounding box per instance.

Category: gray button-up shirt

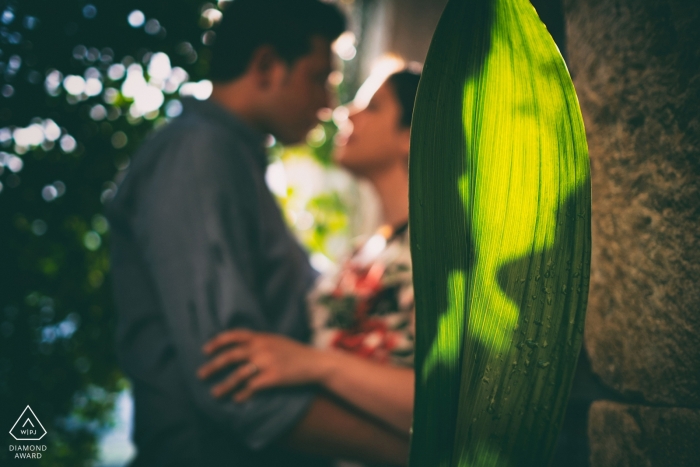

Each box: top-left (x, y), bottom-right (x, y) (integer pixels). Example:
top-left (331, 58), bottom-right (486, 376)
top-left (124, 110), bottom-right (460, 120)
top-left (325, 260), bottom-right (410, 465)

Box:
top-left (107, 98), bottom-right (325, 467)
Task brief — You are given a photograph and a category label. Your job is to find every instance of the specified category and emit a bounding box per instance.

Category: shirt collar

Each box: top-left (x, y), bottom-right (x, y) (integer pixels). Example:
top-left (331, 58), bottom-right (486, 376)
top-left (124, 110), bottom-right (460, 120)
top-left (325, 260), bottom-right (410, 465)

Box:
top-left (181, 97), bottom-right (269, 169)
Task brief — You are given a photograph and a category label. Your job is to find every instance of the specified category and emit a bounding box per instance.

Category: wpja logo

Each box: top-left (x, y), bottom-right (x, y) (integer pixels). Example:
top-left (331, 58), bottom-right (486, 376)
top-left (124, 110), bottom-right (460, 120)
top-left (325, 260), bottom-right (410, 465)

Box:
top-left (8, 406), bottom-right (48, 460)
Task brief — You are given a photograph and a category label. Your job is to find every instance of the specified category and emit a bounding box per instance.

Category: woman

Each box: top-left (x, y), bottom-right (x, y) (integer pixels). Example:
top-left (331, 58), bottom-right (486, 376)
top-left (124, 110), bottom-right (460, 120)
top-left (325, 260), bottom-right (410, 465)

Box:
top-left (197, 68), bottom-right (421, 436)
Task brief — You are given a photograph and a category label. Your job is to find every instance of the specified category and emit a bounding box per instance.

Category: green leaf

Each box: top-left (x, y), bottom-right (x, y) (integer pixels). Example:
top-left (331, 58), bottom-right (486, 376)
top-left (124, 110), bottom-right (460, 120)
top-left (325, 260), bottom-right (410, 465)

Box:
top-left (408, 0), bottom-right (591, 466)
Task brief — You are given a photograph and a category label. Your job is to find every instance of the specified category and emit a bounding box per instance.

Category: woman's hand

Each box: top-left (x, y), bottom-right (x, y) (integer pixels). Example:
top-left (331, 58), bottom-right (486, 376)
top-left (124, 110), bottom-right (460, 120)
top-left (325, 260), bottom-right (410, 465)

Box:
top-left (197, 330), bottom-right (328, 402)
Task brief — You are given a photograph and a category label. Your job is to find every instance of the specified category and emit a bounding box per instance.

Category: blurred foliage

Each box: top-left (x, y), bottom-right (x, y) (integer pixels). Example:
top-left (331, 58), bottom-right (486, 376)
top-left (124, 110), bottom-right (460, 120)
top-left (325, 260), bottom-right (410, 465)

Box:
top-left (271, 118), bottom-right (359, 265)
top-left (0, 0), bottom-right (364, 464)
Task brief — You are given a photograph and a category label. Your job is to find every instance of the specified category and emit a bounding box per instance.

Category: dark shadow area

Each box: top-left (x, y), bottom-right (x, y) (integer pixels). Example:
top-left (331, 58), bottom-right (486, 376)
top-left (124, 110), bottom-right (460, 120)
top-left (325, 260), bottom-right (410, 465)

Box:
top-left (550, 346), bottom-right (625, 467)
top-left (530, 0), bottom-right (567, 62)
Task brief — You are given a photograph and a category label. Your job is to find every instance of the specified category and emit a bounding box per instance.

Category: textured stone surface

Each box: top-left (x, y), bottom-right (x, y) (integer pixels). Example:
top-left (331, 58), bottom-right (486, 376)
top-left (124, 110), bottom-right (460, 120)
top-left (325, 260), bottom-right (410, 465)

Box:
top-left (588, 401), bottom-right (700, 467)
top-left (565, 0), bottom-right (700, 406)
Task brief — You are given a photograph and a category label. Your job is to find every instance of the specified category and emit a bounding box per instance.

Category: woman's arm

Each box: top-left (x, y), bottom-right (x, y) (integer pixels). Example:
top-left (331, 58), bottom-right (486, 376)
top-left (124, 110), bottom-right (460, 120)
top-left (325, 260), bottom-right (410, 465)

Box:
top-left (197, 330), bottom-right (414, 434)
top-left (283, 395), bottom-right (409, 466)
top-left (314, 349), bottom-right (414, 434)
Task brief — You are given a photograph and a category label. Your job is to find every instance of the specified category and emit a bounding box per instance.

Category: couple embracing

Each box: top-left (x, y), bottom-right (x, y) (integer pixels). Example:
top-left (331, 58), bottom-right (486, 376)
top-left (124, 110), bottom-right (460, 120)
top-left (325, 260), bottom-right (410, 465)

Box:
top-left (108, 1), bottom-right (420, 466)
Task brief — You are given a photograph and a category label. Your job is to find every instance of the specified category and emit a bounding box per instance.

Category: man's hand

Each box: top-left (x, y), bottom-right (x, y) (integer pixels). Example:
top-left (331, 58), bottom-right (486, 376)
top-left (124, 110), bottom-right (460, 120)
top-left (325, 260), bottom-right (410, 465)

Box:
top-left (198, 330), bottom-right (329, 402)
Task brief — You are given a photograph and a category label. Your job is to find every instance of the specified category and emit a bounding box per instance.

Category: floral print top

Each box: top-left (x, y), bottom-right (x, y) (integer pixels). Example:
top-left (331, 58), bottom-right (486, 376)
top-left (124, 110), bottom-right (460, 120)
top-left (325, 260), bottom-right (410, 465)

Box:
top-left (308, 223), bottom-right (415, 368)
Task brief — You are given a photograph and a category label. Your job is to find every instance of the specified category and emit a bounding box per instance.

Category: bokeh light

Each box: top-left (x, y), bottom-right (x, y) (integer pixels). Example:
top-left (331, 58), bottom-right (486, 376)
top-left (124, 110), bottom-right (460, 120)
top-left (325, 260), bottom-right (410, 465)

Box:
top-left (144, 19), bottom-right (161, 35)
top-left (200, 8), bottom-right (223, 28)
top-left (83, 231), bottom-right (102, 251)
top-left (60, 135), bottom-right (77, 153)
top-left (63, 75), bottom-right (86, 95)
top-left (333, 31), bottom-right (357, 61)
top-left (127, 10), bottom-right (145, 28)
top-left (107, 64), bottom-right (126, 81)
top-left (82, 4), bottom-right (97, 19)
top-left (179, 80), bottom-right (213, 100)
top-left (148, 53), bottom-right (172, 82)
top-left (111, 132), bottom-right (128, 149)
top-left (165, 100), bottom-right (183, 118)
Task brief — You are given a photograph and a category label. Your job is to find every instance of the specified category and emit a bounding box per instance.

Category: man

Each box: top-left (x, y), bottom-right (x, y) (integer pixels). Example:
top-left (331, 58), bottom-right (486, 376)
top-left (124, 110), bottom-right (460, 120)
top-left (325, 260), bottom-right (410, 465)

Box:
top-left (107, 1), bottom-right (408, 466)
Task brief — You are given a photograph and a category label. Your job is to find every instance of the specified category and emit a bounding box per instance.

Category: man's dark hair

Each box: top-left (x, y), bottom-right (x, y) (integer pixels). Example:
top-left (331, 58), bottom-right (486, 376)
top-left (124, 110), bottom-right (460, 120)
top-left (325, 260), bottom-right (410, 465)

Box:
top-left (209, 0), bottom-right (347, 83)
top-left (386, 68), bottom-right (422, 128)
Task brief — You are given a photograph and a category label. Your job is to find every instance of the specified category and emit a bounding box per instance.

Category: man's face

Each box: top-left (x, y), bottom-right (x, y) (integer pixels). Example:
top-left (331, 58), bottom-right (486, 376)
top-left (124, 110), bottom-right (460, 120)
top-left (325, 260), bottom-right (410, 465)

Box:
top-left (264, 36), bottom-right (333, 144)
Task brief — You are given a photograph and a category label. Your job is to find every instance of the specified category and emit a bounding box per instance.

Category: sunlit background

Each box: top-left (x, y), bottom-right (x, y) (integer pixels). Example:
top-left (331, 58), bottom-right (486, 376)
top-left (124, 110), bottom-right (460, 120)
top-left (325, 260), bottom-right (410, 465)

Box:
top-left (0, 0), bottom-right (449, 465)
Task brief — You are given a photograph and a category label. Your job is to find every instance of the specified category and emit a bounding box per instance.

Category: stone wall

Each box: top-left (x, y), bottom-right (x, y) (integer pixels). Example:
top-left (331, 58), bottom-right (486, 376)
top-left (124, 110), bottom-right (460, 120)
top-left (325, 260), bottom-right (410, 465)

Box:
top-left (589, 401), bottom-right (700, 466)
top-left (565, 0), bottom-right (700, 464)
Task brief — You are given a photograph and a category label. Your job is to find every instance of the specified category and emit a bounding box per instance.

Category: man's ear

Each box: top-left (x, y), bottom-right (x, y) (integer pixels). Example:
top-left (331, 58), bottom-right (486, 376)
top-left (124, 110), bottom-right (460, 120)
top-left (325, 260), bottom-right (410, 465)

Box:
top-left (248, 46), bottom-right (284, 90)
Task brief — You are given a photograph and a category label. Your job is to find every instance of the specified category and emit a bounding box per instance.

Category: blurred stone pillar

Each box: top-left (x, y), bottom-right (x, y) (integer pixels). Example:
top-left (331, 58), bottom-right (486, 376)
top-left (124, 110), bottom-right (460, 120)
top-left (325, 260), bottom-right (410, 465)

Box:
top-left (362, 0), bottom-right (565, 65)
top-left (356, 0), bottom-right (448, 77)
top-left (384, 0), bottom-right (448, 62)
top-left (565, 0), bottom-right (700, 465)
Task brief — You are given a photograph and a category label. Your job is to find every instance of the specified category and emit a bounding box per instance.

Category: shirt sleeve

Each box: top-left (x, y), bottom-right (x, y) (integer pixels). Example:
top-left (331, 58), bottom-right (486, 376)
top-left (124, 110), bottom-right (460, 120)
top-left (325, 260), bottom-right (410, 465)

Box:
top-left (130, 124), bottom-right (314, 450)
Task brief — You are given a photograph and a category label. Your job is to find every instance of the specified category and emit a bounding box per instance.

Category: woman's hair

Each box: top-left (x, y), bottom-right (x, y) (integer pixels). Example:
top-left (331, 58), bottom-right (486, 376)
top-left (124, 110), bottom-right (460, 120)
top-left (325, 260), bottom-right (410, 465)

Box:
top-left (386, 68), bottom-right (422, 129)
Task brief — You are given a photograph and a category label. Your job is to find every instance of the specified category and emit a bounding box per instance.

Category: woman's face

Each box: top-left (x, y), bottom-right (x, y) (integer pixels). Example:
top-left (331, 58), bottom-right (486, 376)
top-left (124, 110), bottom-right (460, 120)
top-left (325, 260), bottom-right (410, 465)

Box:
top-left (335, 82), bottom-right (410, 178)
